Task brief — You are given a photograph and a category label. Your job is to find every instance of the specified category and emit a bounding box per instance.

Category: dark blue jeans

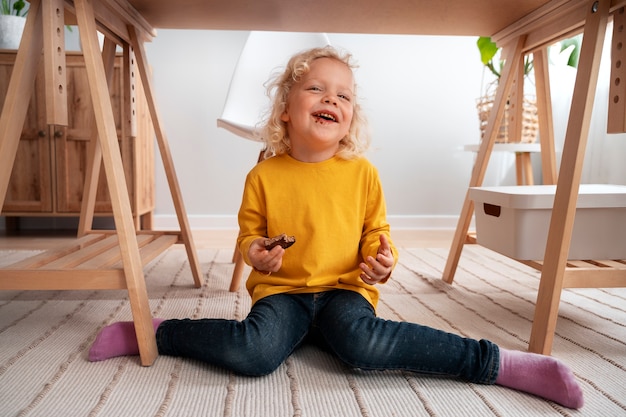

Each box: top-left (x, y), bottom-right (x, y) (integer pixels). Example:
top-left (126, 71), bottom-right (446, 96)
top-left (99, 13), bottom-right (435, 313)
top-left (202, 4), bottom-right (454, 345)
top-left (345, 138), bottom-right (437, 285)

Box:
top-left (156, 290), bottom-right (499, 383)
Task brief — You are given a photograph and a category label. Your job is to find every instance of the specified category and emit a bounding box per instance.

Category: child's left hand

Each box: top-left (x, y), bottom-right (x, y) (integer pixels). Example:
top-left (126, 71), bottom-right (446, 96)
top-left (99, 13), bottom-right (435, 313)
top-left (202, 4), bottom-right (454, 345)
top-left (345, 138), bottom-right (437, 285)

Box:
top-left (359, 234), bottom-right (394, 285)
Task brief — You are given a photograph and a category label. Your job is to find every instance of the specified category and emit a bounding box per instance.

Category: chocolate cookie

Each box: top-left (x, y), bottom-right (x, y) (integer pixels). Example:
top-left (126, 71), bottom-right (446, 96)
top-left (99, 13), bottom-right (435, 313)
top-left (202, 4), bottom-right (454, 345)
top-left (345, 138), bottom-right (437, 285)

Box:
top-left (264, 233), bottom-right (296, 250)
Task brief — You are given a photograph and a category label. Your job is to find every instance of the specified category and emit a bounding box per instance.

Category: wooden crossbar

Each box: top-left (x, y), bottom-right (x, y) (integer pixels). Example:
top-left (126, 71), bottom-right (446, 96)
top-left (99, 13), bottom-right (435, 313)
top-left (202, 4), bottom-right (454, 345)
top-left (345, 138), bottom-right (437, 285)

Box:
top-left (466, 235), bottom-right (626, 289)
top-left (521, 258), bottom-right (626, 288)
top-left (0, 232), bottom-right (180, 290)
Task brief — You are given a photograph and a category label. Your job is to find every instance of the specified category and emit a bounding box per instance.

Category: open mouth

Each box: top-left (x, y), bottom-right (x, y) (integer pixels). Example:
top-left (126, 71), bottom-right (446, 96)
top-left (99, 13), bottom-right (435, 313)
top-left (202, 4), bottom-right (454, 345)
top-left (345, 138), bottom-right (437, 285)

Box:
top-left (313, 111), bottom-right (338, 122)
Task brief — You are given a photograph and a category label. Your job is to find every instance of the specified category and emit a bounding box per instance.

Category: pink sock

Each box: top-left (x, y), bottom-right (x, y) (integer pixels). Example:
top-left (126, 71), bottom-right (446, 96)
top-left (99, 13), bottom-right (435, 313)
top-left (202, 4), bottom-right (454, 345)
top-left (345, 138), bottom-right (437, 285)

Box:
top-left (89, 318), bottom-right (165, 362)
top-left (495, 348), bottom-right (584, 409)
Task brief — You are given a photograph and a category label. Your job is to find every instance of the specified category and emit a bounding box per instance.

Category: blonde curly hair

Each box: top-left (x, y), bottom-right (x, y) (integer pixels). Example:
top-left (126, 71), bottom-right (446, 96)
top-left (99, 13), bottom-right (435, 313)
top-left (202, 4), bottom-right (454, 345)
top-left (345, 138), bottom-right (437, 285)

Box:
top-left (259, 46), bottom-right (370, 159)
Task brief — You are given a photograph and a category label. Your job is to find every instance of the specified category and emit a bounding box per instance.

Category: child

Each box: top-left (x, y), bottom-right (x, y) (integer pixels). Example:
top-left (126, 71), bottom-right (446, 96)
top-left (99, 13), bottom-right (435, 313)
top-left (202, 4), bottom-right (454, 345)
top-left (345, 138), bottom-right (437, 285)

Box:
top-left (89, 46), bottom-right (584, 409)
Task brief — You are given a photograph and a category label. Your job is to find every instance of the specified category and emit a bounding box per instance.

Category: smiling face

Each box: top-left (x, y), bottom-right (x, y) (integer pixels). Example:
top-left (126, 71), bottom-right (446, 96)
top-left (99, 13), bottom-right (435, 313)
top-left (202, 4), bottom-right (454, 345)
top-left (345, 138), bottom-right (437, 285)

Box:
top-left (280, 57), bottom-right (355, 162)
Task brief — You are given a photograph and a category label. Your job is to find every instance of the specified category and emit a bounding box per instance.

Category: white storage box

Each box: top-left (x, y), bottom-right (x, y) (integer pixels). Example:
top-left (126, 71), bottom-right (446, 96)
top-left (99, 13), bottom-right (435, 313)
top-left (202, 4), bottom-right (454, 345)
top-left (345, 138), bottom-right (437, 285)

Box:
top-left (469, 184), bottom-right (626, 260)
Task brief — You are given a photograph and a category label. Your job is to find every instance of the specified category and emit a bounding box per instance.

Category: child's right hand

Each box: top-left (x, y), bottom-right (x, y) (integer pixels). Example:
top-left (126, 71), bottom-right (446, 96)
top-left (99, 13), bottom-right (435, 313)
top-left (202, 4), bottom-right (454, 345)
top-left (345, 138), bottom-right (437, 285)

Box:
top-left (248, 238), bottom-right (284, 274)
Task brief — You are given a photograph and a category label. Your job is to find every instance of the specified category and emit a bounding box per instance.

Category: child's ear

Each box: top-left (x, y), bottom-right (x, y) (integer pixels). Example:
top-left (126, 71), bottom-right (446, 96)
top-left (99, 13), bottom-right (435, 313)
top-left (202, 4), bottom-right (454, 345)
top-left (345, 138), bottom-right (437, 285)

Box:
top-left (280, 110), bottom-right (290, 122)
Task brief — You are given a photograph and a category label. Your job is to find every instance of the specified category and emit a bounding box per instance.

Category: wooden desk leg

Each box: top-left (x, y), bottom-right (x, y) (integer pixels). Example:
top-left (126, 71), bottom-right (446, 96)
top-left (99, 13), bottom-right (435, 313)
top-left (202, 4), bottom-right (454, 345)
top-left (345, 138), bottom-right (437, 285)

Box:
top-left (74, 0), bottom-right (157, 366)
top-left (141, 212), bottom-right (154, 230)
top-left (230, 248), bottom-right (245, 292)
top-left (515, 152), bottom-right (534, 185)
top-left (529, 0), bottom-right (609, 355)
top-left (128, 26), bottom-right (203, 288)
top-left (0, 1), bottom-right (43, 209)
top-left (515, 153), bottom-right (524, 185)
top-left (533, 48), bottom-right (557, 185)
top-left (78, 38), bottom-right (117, 238)
top-left (443, 36), bottom-right (526, 284)
top-left (522, 152), bottom-right (534, 185)
top-left (443, 193), bottom-right (475, 284)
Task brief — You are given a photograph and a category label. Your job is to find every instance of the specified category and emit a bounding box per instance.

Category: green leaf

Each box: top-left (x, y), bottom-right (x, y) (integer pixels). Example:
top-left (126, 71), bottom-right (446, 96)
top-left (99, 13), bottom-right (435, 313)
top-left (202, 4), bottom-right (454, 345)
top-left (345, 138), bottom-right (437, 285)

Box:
top-left (13, 0), bottom-right (25, 16)
top-left (560, 34), bottom-right (582, 68)
top-left (1, 0), bottom-right (10, 15)
top-left (477, 36), bottom-right (499, 66)
top-left (1, 0), bottom-right (27, 16)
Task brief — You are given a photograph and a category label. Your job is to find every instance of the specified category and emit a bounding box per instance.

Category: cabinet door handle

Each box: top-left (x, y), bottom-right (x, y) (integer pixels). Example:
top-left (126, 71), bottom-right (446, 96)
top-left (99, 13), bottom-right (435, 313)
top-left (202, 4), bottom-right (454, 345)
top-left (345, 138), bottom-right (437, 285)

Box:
top-left (38, 130), bottom-right (46, 137)
top-left (54, 130), bottom-right (63, 138)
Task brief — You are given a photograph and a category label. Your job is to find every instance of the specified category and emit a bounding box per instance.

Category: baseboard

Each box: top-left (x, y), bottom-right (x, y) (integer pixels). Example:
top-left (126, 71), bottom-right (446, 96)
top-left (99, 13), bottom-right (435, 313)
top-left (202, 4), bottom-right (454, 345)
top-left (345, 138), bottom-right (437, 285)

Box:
top-left (151, 214), bottom-right (463, 231)
top-left (0, 214), bottom-right (467, 231)
top-left (0, 216), bottom-right (115, 230)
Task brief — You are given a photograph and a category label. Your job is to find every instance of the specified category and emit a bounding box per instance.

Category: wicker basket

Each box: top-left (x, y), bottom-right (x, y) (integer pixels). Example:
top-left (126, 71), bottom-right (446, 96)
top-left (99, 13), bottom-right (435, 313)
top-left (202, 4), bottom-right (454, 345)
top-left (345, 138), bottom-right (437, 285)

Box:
top-left (476, 95), bottom-right (539, 143)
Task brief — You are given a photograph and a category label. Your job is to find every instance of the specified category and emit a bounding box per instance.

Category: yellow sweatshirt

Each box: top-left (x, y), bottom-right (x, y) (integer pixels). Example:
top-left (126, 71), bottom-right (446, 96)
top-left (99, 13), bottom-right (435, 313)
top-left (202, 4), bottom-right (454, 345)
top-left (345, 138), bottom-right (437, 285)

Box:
top-left (237, 153), bottom-right (398, 310)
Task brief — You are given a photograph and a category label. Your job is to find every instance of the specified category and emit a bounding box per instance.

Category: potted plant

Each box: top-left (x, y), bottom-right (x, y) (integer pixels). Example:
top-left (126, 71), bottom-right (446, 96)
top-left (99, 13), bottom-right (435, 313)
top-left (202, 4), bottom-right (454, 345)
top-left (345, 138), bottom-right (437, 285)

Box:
top-left (1, 0), bottom-right (26, 16)
top-left (0, 0), bottom-right (27, 49)
top-left (476, 35), bottom-right (580, 144)
top-left (477, 36), bottom-right (535, 80)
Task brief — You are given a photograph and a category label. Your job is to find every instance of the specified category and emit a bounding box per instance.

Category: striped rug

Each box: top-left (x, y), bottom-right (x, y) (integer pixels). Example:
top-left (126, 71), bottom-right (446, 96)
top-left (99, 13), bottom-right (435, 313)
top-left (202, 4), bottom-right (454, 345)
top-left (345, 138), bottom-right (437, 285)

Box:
top-left (0, 245), bottom-right (624, 417)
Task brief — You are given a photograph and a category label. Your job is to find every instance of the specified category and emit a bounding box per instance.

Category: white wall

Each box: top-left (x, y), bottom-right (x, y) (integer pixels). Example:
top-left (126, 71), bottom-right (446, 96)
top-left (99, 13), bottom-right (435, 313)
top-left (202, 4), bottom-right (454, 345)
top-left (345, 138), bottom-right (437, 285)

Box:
top-left (143, 29), bottom-right (626, 231)
top-left (145, 31), bottom-right (493, 230)
top-left (5, 28), bottom-right (625, 231)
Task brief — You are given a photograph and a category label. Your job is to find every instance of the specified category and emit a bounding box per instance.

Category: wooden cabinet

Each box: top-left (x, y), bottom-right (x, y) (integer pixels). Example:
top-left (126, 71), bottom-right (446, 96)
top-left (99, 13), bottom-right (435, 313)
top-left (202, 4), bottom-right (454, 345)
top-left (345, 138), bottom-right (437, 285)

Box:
top-left (0, 51), bottom-right (154, 228)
